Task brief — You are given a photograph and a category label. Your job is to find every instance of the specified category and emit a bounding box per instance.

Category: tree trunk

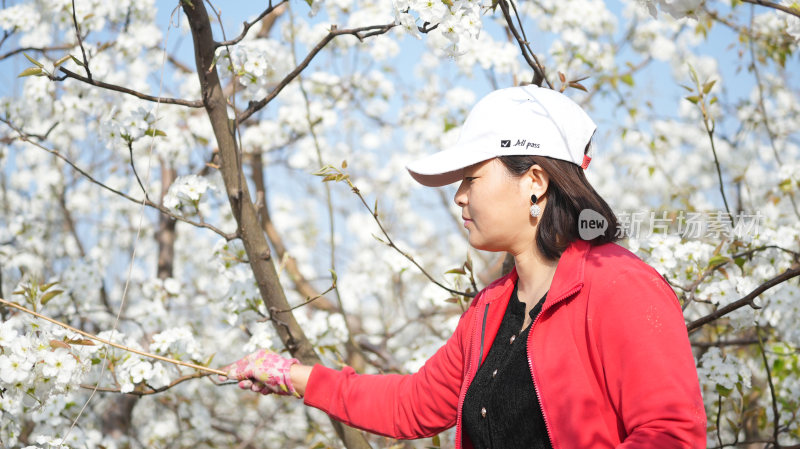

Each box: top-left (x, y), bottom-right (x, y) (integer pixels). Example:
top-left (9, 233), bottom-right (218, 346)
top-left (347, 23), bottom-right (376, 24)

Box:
top-left (181, 3), bottom-right (372, 448)
top-left (157, 163), bottom-right (177, 280)
top-left (100, 395), bottom-right (138, 440)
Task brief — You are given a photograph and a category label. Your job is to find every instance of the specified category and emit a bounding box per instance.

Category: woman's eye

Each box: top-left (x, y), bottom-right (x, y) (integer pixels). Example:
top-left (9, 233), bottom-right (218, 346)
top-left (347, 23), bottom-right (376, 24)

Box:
top-left (465, 177), bottom-right (477, 182)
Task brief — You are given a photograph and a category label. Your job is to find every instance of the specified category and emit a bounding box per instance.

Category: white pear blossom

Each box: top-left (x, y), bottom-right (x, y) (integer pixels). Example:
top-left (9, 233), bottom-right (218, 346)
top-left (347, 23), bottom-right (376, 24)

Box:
top-left (163, 174), bottom-right (214, 211)
top-left (397, 12), bottom-right (422, 39)
top-left (636, 0), bottom-right (703, 18)
top-left (0, 320), bottom-right (19, 347)
top-left (40, 350), bottom-right (77, 385)
top-left (128, 360), bottom-right (153, 384)
top-left (697, 347), bottom-right (752, 392)
top-left (0, 353), bottom-right (32, 384)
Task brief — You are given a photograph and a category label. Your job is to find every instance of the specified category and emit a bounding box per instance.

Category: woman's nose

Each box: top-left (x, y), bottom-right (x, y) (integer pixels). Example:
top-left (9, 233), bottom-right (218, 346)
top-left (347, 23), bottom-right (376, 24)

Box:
top-left (454, 181), bottom-right (467, 207)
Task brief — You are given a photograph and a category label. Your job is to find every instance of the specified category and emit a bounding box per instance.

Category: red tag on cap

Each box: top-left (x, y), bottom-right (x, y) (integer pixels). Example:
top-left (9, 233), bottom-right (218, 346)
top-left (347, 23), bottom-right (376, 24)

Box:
top-left (581, 155), bottom-right (591, 169)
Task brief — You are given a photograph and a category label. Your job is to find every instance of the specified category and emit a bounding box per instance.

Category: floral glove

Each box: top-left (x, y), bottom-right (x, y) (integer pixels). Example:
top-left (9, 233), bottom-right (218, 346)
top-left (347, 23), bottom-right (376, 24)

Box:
top-left (221, 349), bottom-right (300, 397)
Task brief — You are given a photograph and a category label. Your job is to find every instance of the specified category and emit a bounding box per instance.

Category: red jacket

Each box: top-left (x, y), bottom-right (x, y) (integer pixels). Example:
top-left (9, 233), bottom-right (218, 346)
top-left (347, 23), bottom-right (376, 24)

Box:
top-left (304, 240), bottom-right (707, 448)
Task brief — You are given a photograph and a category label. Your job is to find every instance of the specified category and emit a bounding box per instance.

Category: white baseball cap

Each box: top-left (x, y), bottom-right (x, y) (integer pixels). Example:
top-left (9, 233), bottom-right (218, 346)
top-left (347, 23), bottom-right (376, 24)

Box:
top-left (406, 85), bottom-right (596, 187)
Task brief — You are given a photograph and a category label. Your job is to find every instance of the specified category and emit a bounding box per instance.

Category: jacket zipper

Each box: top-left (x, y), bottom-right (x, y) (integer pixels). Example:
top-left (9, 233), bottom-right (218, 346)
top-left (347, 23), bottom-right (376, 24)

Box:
top-left (527, 284), bottom-right (582, 449)
top-left (477, 303), bottom-right (489, 368)
top-left (456, 299), bottom-right (487, 449)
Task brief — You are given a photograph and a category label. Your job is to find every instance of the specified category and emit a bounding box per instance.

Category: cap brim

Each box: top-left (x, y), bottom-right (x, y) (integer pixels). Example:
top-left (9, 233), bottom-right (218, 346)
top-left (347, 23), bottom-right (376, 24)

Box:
top-left (406, 147), bottom-right (495, 187)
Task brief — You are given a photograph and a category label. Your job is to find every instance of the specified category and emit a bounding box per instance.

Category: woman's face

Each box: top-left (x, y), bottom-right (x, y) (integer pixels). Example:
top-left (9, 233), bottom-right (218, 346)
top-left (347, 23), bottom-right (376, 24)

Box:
top-left (454, 158), bottom-right (544, 254)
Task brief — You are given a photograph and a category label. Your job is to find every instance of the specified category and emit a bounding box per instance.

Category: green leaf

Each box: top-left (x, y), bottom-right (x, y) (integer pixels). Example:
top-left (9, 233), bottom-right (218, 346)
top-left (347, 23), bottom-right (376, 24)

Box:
top-left (688, 63), bottom-right (699, 84)
top-left (304, 0), bottom-right (313, 6)
top-left (40, 281), bottom-right (59, 292)
top-left (716, 383), bottom-right (732, 397)
top-left (620, 74), bottom-right (634, 86)
top-left (702, 80), bottom-right (717, 94)
top-left (70, 55), bottom-right (85, 67)
top-left (322, 174), bottom-right (338, 182)
top-left (444, 296), bottom-right (460, 303)
top-left (341, 160), bottom-right (348, 169)
top-left (144, 128), bottom-right (167, 137)
top-left (445, 268), bottom-right (466, 275)
top-left (312, 164), bottom-right (335, 176)
top-left (40, 289), bottom-right (64, 305)
top-left (431, 435), bottom-right (441, 447)
top-left (54, 55), bottom-right (72, 68)
top-left (204, 353), bottom-right (216, 367)
top-left (66, 338), bottom-right (95, 346)
top-left (328, 269), bottom-right (338, 284)
top-left (648, 166), bottom-right (655, 177)
top-left (684, 95), bottom-right (700, 104)
top-left (444, 118), bottom-right (457, 133)
top-left (707, 255), bottom-right (730, 268)
top-left (734, 257), bottom-right (746, 270)
top-left (18, 67), bottom-right (43, 78)
top-left (23, 52), bottom-right (44, 68)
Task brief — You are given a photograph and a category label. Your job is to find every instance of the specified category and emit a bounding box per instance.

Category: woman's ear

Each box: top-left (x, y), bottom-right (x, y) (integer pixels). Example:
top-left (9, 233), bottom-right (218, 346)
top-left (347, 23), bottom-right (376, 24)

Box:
top-left (526, 164), bottom-right (549, 198)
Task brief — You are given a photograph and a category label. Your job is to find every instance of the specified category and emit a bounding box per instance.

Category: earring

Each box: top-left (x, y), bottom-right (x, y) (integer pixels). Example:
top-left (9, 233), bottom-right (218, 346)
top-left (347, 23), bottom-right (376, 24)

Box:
top-left (530, 194), bottom-right (541, 218)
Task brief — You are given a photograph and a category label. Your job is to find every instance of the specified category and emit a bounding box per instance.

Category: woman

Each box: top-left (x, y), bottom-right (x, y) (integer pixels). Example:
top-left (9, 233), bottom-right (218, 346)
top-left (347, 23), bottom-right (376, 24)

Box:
top-left (222, 86), bottom-right (707, 448)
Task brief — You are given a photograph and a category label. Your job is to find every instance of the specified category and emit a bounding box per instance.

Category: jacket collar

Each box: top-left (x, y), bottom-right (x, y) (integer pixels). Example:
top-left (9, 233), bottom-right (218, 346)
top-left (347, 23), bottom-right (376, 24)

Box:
top-left (481, 239), bottom-right (591, 310)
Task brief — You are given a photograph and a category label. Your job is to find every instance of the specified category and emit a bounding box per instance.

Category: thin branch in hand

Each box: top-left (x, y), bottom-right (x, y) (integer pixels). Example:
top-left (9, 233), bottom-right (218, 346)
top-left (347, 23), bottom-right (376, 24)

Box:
top-left (0, 297), bottom-right (226, 376)
top-left (58, 67), bottom-right (203, 107)
top-left (79, 371), bottom-right (210, 396)
top-left (71, 0), bottom-right (92, 80)
top-left (215, 0), bottom-right (289, 47)
top-left (237, 22), bottom-right (397, 124)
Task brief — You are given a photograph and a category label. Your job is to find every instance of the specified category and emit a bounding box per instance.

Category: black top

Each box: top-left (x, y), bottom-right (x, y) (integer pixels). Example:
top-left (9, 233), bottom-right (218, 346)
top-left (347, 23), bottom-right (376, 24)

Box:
top-left (462, 282), bottom-right (552, 449)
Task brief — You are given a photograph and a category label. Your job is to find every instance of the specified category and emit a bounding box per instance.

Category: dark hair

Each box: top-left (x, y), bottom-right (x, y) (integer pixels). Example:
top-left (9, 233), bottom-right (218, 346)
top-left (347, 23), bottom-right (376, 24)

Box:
top-left (498, 151), bottom-right (620, 261)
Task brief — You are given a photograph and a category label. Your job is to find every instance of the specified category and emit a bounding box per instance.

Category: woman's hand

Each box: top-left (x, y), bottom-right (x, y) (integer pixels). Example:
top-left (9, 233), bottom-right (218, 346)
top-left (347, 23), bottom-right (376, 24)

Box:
top-left (220, 349), bottom-right (302, 397)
